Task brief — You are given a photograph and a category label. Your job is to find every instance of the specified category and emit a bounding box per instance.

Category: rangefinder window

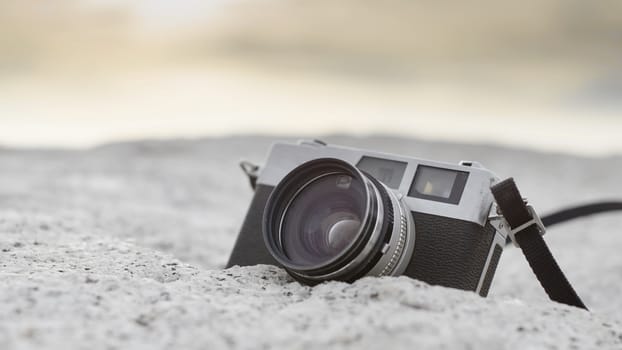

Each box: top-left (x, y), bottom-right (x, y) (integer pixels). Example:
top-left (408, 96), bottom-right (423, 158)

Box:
top-left (356, 156), bottom-right (407, 189)
top-left (409, 165), bottom-right (469, 204)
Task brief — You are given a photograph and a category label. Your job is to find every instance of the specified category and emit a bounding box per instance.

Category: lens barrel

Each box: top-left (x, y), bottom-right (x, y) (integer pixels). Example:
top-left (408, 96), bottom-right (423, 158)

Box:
top-left (263, 158), bottom-right (413, 284)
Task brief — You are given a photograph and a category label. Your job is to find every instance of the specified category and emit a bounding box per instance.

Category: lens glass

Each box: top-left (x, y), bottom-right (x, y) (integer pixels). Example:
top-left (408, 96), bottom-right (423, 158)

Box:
top-left (280, 173), bottom-right (367, 266)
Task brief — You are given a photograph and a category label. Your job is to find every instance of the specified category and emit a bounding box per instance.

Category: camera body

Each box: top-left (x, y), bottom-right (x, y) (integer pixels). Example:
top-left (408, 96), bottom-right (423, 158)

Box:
top-left (227, 140), bottom-right (507, 296)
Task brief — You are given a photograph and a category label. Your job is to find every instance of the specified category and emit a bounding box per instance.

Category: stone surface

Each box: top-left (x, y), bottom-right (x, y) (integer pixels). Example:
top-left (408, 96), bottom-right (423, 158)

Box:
top-left (1, 136), bottom-right (621, 349)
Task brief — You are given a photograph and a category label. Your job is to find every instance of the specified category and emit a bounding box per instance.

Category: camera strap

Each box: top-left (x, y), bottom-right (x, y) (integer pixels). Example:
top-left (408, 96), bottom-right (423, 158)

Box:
top-left (540, 201), bottom-right (622, 228)
top-left (491, 178), bottom-right (588, 310)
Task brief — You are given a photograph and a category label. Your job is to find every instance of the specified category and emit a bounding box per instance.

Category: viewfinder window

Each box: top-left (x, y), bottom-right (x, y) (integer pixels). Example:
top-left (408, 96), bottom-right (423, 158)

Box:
top-left (356, 156), bottom-right (407, 189)
top-left (409, 165), bottom-right (469, 204)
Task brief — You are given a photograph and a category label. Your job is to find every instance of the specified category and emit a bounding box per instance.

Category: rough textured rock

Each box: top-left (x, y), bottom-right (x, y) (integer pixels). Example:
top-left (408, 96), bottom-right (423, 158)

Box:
top-left (1, 136), bottom-right (621, 349)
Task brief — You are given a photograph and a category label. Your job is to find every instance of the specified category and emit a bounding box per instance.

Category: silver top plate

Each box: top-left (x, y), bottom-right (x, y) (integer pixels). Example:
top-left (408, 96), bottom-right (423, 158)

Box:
top-left (257, 140), bottom-right (499, 226)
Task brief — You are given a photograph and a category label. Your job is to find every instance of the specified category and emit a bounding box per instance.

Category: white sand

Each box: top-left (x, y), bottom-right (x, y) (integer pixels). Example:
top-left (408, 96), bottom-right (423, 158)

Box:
top-left (1, 136), bottom-right (621, 349)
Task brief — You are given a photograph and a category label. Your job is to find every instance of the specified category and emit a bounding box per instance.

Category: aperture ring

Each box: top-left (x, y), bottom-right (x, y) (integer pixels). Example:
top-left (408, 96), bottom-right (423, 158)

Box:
top-left (379, 207), bottom-right (408, 276)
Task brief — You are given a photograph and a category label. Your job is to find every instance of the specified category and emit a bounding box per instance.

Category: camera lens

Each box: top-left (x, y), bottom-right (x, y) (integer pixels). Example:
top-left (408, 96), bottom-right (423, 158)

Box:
top-left (263, 158), bottom-right (415, 283)
top-left (280, 173), bottom-right (365, 266)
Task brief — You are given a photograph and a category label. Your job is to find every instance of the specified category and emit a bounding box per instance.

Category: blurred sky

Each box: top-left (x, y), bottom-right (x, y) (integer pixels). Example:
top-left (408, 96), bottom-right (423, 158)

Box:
top-left (1, 0), bottom-right (621, 155)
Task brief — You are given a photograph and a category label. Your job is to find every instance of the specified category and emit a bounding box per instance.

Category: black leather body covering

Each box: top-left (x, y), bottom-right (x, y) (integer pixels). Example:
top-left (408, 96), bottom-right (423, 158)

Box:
top-left (227, 185), bottom-right (279, 268)
top-left (405, 212), bottom-right (497, 294)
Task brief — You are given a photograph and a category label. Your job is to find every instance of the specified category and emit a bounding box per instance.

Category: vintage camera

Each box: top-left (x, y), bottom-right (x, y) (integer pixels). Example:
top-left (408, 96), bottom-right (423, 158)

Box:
top-left (227, 140), bottom-right (508, 296)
